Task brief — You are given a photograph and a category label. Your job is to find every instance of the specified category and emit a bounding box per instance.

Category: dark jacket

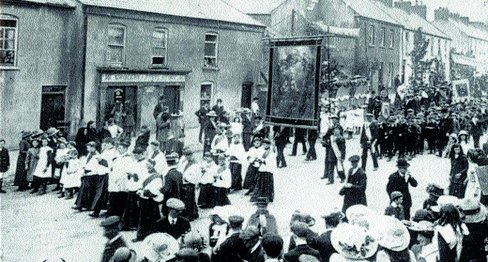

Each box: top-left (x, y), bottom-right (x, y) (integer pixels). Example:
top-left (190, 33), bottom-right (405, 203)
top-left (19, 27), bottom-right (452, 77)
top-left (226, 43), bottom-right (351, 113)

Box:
top-left (0, 147), bottom-right (10, 172)
top-left (386, 171), bottom-right (418, 209)
top-left (360, 122), bottom-right (379, 147)
top-left (471, 122), bottom-right (483, 137)
top-left (195, 107), bottom-right (208, 125)
top-left (135, 131), bottom-right (150, 151)
top-left (161, 167), bottom-right (183, 215)
top-left (214, 232), bottom-right (248, 262)
top-left (152, 216), bottom-right (191, 240)
top-left (384, 204), bottom-right (405, 221)
top-left (284, 244), bottom-right (321, 262)
top-left (341, 167), bottom-right (367, 212)
top-left (460, 221), bottom-right (488, 262)
top-left (309, 231), bottom-right (335, 262)
top-left (101, 235), bottom-right (127, 262)
top-left (294, 128), bottom-right (306, 142)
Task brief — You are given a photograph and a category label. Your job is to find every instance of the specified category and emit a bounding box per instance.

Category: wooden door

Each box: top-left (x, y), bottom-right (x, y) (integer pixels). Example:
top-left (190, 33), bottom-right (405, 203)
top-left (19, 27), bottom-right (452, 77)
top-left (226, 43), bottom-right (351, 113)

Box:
top-left (40, 92), bottom-right (65, 130)
top-left (164, 85), bottom-right (180, 114)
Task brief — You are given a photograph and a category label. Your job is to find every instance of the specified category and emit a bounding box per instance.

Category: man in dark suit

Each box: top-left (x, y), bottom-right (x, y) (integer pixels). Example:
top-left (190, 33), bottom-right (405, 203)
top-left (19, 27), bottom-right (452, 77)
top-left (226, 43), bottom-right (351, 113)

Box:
top-left (100, 216), bottom-right (127, 262)
top-left (212, 98), bottom-right (225, 122)
top-left (213, 215), bottom-right (248, 262)
top-left (360, 113), bottom-right (379, 170)
top-left (386, 158), bottom-right (418, 220)
top-left (310, 209), bottom-right (344, 262)
top-left (152, 198), bottom-right (191, 240)
top-left (340, 155), bottom-right (367, 212)
top-left (284, 222), bottom-right (321, 262)
top-left (161, 153), bottom-right (183, 216)
top-left (322, 125), bottom-right (346, 184)
top-left (470, 116), bottom-right (483, 148)
top-left (290, 128), bottom-right (307, 156)
top-left (195, 102), bottom-right (209, 143)
top-left (306, 129), bottom-right (318, 161)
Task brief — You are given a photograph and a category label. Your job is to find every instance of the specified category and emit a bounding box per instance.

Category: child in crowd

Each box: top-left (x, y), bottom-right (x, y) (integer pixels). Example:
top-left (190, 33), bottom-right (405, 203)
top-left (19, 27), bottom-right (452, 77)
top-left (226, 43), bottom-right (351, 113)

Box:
top-left (385, 191), bottom-right (405, 220)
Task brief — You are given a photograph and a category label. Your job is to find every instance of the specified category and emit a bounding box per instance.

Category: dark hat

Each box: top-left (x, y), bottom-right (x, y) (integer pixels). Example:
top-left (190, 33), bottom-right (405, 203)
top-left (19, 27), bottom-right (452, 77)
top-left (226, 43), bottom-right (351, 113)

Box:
top-left (132, 147), bottom-right (145, 155)
top-left (21, 131), bottom-right (32, 139)
top-left (255, 197), bottom-right (269, 207)
top-left (228, 215), bottom-right (245, 228)
top-left (118, 140), bottom-right (130, 148)
top-left (166, 152), bottom-right (179, 161)
top-left (261, 233), bottom-right (284, 258)
top-left (100, 216), bottom-right (121, 228)
top-left (396, 158), bottom-right (410, 168)
top-left (426, 184), bottom-right (444, 197)
top-left (412, 209), bottom-right (436, 222)
top-left (290, 222), bottom-right (310, 238)
top-left (87, 141), bottom-right (97, 148)
top-left (150, 141), bottom-right (160, 147)
top-left (390, 191), bottom-right (403, 201)
top-left (109, 247), bottom-right (136, 262)
top-left (102, 137), bottom-right (114, 145)
top-left (166, 198), bottom-right (185, 211)
top-left (348, 155), bottom-right (360, 162)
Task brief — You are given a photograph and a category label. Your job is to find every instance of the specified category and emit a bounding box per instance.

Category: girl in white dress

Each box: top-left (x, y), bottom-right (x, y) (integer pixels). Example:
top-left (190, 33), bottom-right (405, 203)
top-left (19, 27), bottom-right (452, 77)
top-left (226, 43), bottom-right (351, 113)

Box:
top-left (60, 149), bottom-right (82, 199)
top-left (32, 137), bottom-right (53, 195)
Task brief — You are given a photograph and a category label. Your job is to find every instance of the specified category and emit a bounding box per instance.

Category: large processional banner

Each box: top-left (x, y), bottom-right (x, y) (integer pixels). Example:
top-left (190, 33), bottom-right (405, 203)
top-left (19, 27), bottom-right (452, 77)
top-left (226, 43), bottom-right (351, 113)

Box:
top-left (265, 37), bottom-right (322, 129)
top-left (476, 166), bottom-right (488, 196)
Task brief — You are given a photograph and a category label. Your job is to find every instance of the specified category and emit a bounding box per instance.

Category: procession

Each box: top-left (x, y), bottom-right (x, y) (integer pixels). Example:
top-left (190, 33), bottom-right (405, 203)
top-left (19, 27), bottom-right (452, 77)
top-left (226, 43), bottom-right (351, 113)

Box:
top-left (3, 0), bottom-right (488, 261)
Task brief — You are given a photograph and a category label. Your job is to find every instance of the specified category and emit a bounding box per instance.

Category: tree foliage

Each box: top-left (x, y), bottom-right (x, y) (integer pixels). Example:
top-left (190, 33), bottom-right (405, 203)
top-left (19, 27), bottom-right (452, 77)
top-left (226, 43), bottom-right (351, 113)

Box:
top-left (409, 28), bottom-right (432, 89)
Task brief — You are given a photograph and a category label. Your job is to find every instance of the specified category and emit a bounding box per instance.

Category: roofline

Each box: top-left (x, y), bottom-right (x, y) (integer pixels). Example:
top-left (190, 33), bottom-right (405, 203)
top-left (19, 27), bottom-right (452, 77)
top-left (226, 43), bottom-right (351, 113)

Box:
top-left (218, 0), bottom-right (266, 27)
top-left (403, 27), bottom-right (451, 40)
top-left (354, 15), bottom-right (403, 29)
top-left (97, 67), bottom-right (192, 75)
top-left (2, 0), bottom-right (76, 9)
top-left (81, 2), bottom-right (266, 28)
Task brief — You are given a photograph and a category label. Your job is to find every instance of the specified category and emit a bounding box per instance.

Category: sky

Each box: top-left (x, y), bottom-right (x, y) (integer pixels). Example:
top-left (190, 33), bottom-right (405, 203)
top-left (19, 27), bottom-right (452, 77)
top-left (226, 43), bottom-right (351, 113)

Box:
top-left (419, 0), bottom-right (488, 22)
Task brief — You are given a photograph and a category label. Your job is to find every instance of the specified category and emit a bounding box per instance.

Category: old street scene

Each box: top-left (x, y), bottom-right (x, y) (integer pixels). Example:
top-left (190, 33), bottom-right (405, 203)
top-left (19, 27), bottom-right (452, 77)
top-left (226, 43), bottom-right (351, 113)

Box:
top-left (2, 0), bottom-right (488, 261)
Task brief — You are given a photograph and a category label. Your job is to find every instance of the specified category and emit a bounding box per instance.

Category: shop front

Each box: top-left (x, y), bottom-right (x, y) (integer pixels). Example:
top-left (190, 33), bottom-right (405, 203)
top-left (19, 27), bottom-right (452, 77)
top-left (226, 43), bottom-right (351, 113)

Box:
top-left (97, 68), bottom-right (190, 132)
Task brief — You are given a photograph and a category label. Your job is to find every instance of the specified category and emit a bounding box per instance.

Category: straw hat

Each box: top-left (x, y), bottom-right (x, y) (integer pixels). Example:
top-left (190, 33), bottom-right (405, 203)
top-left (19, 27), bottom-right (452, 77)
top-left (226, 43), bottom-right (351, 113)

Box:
top-left (345, 205), bottom-right (375, 224)
top-left (408, 220), bottom-right (435, 233)
top-left (459, 198), bottom-right (488, 223)
top-left (432, 195), bottom-right (461, 212)
top-left (368, 215), bottom-right (410, 252)
top-left (142, 233), bottom-right (179, 262)
top-left (330, 223), bottom-right (378, 259)
top-left (207, 110), bottom-right (217, 117)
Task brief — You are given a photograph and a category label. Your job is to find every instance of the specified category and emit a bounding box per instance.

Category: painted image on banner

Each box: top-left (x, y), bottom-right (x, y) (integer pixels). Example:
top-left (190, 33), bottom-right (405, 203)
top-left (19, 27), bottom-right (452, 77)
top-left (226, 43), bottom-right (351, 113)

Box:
top-left (270, 45), bottom-right (317, 119)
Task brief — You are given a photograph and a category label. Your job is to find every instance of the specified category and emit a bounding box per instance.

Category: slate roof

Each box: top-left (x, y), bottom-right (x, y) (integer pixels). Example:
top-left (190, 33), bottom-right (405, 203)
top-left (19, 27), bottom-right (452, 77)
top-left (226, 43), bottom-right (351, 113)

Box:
top-left (77, 0), bottom-right (265, 27)
top-left (342, 0), bottom-right (400, 26)
top-left (222, 0), bottom-right (285, 14)
top-left (449, 19), bottom-right (488, 41)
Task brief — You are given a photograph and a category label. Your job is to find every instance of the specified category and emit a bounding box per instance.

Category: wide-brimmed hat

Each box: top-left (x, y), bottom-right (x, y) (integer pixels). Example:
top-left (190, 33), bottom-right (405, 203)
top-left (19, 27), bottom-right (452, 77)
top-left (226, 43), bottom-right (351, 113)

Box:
top-left (426, 184), bottom-right (444, 197)
top-left (46, 127), bottom-right (59, 137)
top-left (368, 215), bottom-right (410, 252)
top-left (432, 195), bottom-right (461, 212)
top-left (459, 198), bottom-right (488, 223)
top-left (458, 130), bottom-right (469, 137)
top-left (206, 111), bottom-right (217, 117)
top-left (142, 233), bottom-right (179, 262)
top-left (396, 158), bottom-right (410, 168)
top-left (331, 223), bottom-right (378, 259)
top-left (21, 131), bottom-right (32, 139)
top-left (408, 220), bottom-right (435, 233)
top-left (31, 129), bottom-right (45, 138)
top-left (345, 205), bottom-right (375, 224)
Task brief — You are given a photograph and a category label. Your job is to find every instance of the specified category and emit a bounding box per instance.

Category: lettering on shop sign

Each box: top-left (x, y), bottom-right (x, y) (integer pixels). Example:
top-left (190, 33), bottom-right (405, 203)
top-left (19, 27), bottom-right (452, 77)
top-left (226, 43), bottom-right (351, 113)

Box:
top-left (101, 73), bottom-right (185, 83)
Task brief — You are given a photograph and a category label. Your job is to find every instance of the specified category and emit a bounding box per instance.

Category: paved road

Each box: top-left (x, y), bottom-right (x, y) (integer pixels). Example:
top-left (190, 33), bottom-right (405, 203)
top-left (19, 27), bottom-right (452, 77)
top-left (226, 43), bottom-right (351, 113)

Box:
top-left (1, 135), bottom-right (457, 261)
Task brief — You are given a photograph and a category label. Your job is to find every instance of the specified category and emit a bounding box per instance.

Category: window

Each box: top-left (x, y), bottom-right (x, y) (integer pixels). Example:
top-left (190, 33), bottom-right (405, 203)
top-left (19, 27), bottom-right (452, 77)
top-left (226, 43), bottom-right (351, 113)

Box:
top-left (0, 15), bottom-right (18, 67)
top-left (107, 24), bottom-right (126, 65)
top-left (204, 32), bottom-right (218, 68)
top-left (200, 82), bottom-right (213, 107)
top-left (389, 29), bottom-right (394, 48)
top-left (379, 27), bottom-right (386, 47)
top-left (368, 25), bottom-right (375, 46)
top-left (151, 28), bottom-right (168, 67)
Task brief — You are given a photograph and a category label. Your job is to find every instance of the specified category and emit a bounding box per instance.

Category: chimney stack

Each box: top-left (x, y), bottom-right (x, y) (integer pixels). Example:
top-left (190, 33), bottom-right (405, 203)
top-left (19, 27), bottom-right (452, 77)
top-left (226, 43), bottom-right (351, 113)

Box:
top-left (434, 7), bottom-right (450, 21)
top-left (394, 0), bottom-right (427, 19)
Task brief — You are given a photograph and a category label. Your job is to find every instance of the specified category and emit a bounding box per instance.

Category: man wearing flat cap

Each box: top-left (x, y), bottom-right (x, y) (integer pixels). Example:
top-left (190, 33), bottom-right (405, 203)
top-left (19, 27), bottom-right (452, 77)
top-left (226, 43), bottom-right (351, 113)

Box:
top-left (213, 215), bottom-right (248, 262)
top-left (339, 155), bottom-right (367, 213)
top-left (386, 158), bottom-right (418, 220)
top-left (100, 216), bottom-right (127, 262)
top-left (284, 222), bottom-right (321, 262)
top-left (153, 198), bottom-right (191, 240)
top-left (310, 208), bottom-right (344, 262)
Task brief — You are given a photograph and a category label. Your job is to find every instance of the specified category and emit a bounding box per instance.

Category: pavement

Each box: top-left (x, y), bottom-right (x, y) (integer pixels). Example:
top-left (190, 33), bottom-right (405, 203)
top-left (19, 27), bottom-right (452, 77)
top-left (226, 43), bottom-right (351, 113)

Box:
top-left (0, 133), bottom-right (465, 261)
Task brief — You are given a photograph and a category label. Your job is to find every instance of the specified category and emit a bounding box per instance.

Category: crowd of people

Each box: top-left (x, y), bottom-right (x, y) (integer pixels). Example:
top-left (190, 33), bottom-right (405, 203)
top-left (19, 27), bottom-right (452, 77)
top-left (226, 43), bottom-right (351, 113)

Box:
top-left (2, 86), bottom-right (488, 261)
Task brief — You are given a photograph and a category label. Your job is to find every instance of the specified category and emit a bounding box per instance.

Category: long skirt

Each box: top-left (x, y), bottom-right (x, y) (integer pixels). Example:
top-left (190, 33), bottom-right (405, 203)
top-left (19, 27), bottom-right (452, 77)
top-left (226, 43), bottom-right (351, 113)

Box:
top-left (122, 192), bottom-right (140, 230)
top-left (181, 184), bottom-right (199, 221)
top-left (198, 184), bottom-right (213, 208)
top-left (13, 153), bottom-right (29, 188)
top-left (136, 197), bottom-right (161, 240)
top-left (230, 162), bottom-right (242, 191)
top-left (75, 176), bottom-right (98, 209)
top-left (91, 174), bottom-right (109, 212)
top-left (107, 192), bottom-right (128, 218)
top-left (211, 186), bottom-right (230, 207)
top-left (449, 180), bottom-right (467, 198)
top-left (250, 172), bottom-right (274, 202)
top-left (243, 164), bottom-right (258, 190)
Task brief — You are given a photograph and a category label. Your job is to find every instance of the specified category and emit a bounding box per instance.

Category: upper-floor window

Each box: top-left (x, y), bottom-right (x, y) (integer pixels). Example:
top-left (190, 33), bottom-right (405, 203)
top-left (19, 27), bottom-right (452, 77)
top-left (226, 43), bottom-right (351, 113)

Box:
top-left (368, 25), bottom-right (375, 46)
top-left (0, 15), bottom-right (18, 67)
top-left (204, 32), bottom-right (218, 68)
top-left (107, 23), bottom-right (126, 66)
top-left (379, 27), bottom-right (386, 47)
top-left (152, 28), bottom-right (167, 67)
top-left (389, 29), bottom-right (394, 48)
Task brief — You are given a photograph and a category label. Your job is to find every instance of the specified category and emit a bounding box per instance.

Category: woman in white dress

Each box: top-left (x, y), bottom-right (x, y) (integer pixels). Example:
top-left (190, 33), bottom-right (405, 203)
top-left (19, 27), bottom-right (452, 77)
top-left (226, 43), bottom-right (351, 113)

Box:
top-left (32, 136), bottom-right (53, 195)
top-left (60, 149), bottom-right (82, 199)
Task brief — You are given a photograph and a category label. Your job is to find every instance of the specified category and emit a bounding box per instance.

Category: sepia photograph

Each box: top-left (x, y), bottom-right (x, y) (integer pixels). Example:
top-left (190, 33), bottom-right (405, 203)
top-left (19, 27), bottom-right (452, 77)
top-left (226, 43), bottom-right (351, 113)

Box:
top-left (1, 0), bottom-right (488, 261)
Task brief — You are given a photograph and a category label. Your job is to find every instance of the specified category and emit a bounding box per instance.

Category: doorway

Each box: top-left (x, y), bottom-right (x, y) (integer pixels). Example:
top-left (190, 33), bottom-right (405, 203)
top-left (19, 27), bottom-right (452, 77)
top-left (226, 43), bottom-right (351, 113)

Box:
top-left (164, 85), bottom-right (181, 114)
top-left (241, 81), bottom-right (253, 108)
top-left (105, 86), bottom-right (137, 127)
top-left (40, 86), bottom-right (66, 131)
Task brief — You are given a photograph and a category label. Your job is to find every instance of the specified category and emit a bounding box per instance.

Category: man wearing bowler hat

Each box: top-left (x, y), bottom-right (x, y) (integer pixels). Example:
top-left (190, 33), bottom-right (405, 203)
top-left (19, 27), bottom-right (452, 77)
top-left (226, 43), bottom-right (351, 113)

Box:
top-left (386, 158), bottom-right (418, 220)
